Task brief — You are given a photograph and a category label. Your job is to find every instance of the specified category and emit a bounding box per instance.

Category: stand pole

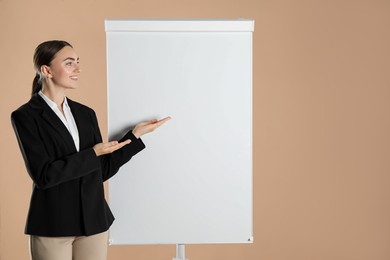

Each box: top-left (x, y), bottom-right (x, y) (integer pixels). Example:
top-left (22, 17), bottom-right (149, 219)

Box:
top-left (173, 244), bottom-right (188, 260)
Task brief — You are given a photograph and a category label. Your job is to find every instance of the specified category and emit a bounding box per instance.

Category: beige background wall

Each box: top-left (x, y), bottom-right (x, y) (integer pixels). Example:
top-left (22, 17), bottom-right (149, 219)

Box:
top-left (1, 0), bottom-right (390, 259)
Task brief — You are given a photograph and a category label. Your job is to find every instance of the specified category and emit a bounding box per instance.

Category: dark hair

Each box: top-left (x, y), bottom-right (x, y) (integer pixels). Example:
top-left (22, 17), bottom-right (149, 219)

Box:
top-left (32, 40), bottom-right (73, 96)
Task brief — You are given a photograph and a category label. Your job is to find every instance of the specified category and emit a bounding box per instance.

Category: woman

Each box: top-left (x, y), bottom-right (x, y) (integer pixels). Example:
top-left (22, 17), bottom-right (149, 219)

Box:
top-left (11, 40), bottom-right (170, 260)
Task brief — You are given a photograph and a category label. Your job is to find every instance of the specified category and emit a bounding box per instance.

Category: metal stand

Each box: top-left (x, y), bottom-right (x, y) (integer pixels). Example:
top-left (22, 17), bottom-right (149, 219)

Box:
top-left (172, 244), bottom-right (188, 260)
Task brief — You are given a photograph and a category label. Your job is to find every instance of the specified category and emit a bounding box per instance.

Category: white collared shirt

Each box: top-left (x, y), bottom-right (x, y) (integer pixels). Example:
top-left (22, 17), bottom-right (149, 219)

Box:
top-left (38, 91), bottom-right (80, 151)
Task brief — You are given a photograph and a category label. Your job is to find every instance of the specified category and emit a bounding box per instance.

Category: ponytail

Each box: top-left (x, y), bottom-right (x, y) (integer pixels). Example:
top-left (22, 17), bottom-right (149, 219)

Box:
top-left (31, 73), bottom-right (42, 96)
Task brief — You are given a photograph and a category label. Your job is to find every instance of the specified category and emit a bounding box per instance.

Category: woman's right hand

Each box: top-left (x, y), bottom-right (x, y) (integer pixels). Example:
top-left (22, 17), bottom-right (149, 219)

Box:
top-left (93, 139), bottom-right (131, 156)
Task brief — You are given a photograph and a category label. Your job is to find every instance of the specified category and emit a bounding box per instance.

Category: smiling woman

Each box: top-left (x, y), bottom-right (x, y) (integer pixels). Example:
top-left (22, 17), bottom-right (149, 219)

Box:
top-left (32, 41), bottom-right (73, 94)
top-left (32, 42), bottom-right (81, 109)
top-left (48, 50), bottom-right (81, 89)
top-left (10, 40), bottom-right (171, 260)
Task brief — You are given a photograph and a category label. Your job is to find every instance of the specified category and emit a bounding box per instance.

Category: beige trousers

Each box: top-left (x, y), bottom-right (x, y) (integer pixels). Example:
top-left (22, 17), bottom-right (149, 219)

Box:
top-left (29, 231), bottom-right (108, 260)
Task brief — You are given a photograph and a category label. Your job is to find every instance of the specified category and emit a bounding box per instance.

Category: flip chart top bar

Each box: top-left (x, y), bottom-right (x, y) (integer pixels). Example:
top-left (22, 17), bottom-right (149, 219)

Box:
top-left (105, 19), bottom-right (254, 32)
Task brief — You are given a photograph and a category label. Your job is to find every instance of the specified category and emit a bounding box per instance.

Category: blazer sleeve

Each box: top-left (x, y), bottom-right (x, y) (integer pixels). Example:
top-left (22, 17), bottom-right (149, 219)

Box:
top-left (89, 109), bottom-right (146, 182)
top-left (11, 109), bottom-right (101, 190)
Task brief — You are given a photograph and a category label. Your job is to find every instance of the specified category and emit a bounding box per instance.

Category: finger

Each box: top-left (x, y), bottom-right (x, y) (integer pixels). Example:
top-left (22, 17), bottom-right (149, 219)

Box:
top-left (149, 117), bottom-right (170, 125)
top-left (113, 139), bottom-right (131, 149)
top-left (110, 144), bottom-right (125, 152)
top-left (108, 141), bottom-right (119, 146)
top-left (105, 139), bottom-right (130, 152)
top-left (108, 139), bottom-right (130, 146)
top-left (149, 117), bottom-right (170, 124)
top-left (158, 116), bottom-right (171, 122)
top-left (161, 116), bottom-right (171, 122)
top-left (120, 139), bottom-right (131, 145)
top-left (155, 116), bottom-right (171, 126)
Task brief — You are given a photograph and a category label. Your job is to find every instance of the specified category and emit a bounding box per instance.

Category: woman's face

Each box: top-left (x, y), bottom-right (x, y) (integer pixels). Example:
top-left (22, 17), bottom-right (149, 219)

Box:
top-left (46, 46), bottom-right (81, 90)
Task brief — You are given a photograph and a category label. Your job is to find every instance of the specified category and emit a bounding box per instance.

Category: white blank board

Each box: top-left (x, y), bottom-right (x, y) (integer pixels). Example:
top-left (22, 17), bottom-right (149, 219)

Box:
top-left (106, 19), bottom-right (254, 245)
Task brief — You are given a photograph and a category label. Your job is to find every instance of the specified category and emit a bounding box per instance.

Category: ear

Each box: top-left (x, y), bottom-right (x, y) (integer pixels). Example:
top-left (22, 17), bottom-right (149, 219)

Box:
top-left (40, 65), bottom-right (53, 79)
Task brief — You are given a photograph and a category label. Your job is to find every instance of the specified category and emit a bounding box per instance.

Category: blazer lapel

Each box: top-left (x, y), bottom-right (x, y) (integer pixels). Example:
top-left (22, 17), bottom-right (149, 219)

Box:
top-left (67, 98), bottom-right (91, 150)
top-left (29, 94), bottom-right (77, 152)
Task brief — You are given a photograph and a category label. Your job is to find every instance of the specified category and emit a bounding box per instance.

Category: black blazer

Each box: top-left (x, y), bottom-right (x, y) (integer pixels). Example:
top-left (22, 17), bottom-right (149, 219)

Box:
top-left (11, 94), bottom-right (145, 236)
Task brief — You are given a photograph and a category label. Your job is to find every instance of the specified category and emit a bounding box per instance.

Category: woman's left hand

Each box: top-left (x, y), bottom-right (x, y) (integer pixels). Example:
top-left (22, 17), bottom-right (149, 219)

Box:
top-left (132, 116), bottom-right (171, 138)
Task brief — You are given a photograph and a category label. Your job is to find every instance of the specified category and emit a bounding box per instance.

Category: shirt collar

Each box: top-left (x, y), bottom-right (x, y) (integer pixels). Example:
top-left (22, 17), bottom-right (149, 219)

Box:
top-left (38, 90), bottom-right (69, 110)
